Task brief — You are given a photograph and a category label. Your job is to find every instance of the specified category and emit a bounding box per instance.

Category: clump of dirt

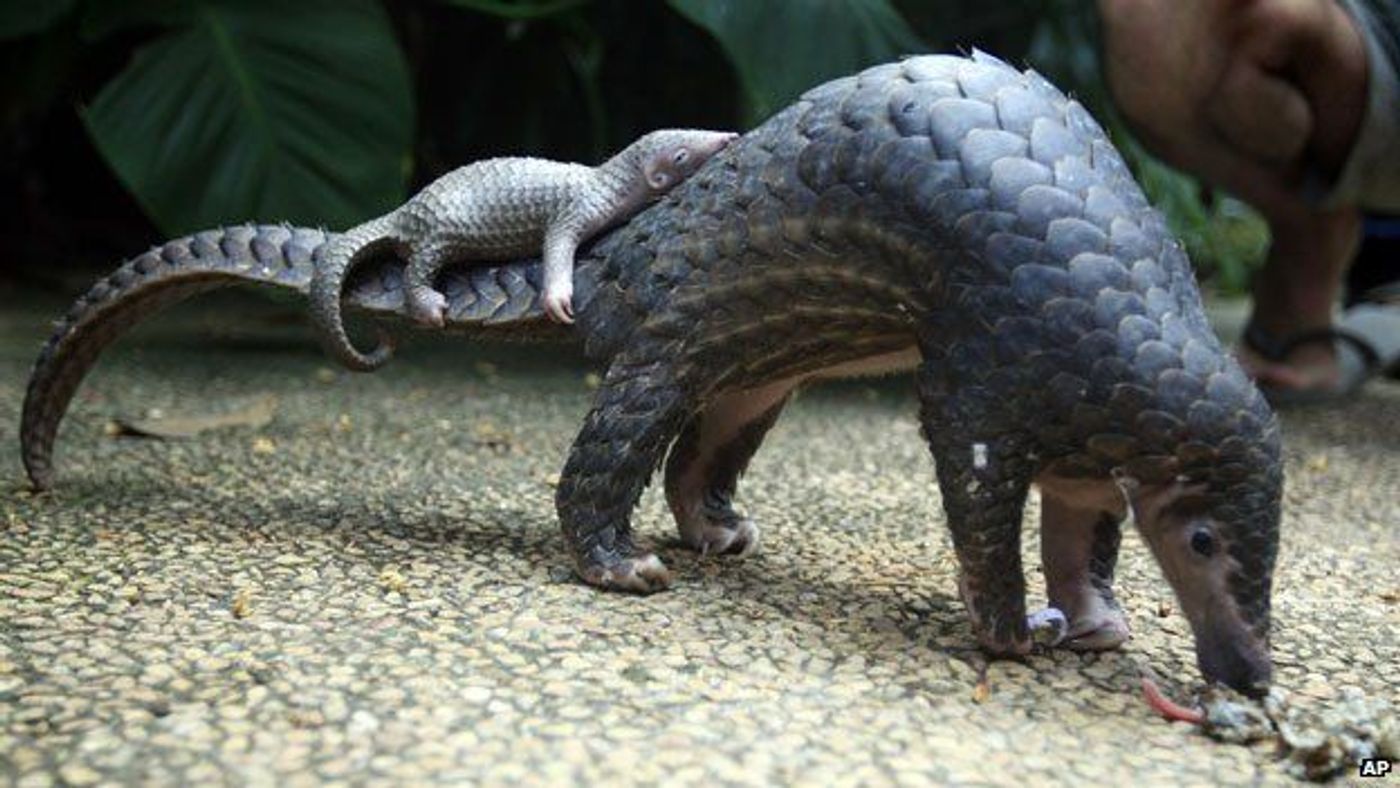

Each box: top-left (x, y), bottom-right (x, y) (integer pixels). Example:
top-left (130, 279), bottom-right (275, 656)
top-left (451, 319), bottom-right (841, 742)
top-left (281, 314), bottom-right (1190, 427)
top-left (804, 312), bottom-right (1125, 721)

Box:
top-left (1199, 685), bottom-right (1397, 781)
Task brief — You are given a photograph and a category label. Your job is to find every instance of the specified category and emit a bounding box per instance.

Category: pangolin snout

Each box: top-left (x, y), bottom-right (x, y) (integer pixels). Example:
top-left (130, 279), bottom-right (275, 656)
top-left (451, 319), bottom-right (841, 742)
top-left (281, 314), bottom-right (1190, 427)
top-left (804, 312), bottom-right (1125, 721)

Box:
top-left (1197, 626), bottom-right (1272, 697)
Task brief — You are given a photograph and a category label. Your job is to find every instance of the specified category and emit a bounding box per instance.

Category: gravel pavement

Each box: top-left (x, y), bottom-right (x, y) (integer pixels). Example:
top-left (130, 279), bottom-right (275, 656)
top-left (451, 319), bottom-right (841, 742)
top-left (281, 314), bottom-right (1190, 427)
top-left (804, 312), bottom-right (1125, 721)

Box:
top-left (1, 291), bottom-right (1396, 785)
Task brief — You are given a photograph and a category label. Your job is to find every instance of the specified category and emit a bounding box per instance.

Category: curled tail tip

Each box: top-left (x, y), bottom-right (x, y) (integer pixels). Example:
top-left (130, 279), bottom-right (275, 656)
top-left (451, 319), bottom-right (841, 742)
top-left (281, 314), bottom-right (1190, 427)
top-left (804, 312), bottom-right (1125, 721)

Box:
top-left (337, 329), bottom-right (396, 373)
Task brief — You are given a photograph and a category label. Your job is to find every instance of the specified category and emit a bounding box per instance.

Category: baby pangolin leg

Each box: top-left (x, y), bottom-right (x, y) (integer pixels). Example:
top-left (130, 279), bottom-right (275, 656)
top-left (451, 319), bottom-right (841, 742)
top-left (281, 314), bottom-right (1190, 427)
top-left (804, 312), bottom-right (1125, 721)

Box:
top-left (664, 381), bottom-right (793, 557)
top-left (1038, 491), bottom-right (1130, 650)
top-left (403, 242), bottom-right (453, 327)
top-left (541, 221), bottom-right (583, 324)
top-left (556, 354), bottom-right (694, 593)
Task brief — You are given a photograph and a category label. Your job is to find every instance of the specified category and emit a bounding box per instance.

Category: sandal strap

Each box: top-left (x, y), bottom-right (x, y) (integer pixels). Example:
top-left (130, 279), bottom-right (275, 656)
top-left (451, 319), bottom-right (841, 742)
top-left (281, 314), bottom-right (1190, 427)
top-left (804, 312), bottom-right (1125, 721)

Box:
top-left (1242, 322), bottom-right (1382, 372)
top-left (1241, 322), bottom-right (1291, 362)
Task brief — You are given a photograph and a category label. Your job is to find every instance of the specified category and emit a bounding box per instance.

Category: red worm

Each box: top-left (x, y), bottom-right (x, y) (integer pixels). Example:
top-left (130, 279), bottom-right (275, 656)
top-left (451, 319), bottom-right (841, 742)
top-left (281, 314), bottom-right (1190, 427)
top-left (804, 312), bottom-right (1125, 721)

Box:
top-left (1141, 676), bottom-right (1204, 724)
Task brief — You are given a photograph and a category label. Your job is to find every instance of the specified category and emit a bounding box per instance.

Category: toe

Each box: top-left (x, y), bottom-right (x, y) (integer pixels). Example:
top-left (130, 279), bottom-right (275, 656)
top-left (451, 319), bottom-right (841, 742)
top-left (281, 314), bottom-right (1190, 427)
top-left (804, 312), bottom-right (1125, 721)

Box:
top-left (580, 553), bottom-right (672, 594)
top-left (410, 291), bottom-right (448, 327)
top-left (1064, 616), bottom-right (1130, 651)
top-left (683, 516), bottom-right (760, 558)
top-left (977, 631), bottom-right (1033, 657)
top-left (430, 297), bottom-right (448, 326)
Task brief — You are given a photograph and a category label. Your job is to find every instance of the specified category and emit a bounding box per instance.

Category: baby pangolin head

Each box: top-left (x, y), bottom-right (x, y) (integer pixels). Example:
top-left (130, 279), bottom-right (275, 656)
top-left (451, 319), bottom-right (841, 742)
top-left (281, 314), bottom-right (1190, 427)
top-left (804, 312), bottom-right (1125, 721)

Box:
top-left (629, 129), bottom-right (739, 195)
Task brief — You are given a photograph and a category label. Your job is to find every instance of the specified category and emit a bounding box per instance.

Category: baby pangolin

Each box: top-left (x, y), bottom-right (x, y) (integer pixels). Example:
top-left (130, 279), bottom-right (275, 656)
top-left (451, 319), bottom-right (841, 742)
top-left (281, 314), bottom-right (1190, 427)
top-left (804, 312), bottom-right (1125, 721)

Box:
top-left (309, 129), bottom-right (738, 370)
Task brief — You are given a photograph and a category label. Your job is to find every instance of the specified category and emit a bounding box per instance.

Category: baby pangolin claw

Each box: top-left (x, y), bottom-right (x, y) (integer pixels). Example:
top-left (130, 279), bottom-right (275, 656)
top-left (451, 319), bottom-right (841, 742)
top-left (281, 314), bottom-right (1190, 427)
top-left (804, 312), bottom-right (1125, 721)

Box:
top-left (542, 289), bottom-right (574, 324)
top-left (407, 287), bottom-right (449, 328)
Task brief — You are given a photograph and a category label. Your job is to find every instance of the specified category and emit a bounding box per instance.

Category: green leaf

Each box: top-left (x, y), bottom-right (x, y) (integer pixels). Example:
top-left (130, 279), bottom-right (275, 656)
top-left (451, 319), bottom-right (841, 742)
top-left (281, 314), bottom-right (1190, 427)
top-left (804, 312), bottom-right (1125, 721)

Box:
top-left (669, 0), bottom-right (924, 123)
top-left (78, 0), bottom-right (191, 42)
top-left (0, 0), bottom-right (76, 40)
top-left (435, 0), bottom-right (590, 21)
top-left (82, 0), bottom-right (413, 235)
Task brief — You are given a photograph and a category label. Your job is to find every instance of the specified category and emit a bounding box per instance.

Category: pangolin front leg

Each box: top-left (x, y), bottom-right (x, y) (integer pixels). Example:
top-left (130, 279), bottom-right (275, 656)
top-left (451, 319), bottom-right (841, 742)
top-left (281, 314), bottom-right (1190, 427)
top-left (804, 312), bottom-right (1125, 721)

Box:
top-left (919, 363), bottom-right (1036, 656)
top-left (556, 355), bottom-right (694, 593)
top-left (664, 382), bottom-right (794, 557)
top-left (1039, 495), bottom-right (1130, 650)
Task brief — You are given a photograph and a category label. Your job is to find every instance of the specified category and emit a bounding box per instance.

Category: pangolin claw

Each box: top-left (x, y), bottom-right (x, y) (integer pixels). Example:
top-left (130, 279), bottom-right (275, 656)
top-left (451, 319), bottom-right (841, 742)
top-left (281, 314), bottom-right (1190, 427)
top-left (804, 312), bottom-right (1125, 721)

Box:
top-left (579, 553), bottom-right (672, 594)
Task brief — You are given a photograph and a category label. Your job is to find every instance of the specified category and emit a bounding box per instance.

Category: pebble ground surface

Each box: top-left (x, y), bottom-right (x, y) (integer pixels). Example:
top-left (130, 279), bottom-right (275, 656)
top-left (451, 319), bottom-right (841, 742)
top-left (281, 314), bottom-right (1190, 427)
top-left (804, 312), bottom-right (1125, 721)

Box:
top-left (0, 290), bottom-right (1396, 786)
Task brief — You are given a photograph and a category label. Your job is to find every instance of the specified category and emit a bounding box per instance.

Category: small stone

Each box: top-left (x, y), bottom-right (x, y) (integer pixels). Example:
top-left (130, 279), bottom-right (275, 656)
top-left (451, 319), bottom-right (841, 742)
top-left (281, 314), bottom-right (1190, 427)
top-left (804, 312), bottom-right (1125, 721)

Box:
top-left (378, 567), bottom-right (408, 594)
top-left (231, 588), bottom-right (253, 619)
top-left (321, 695), bottom-right (349, 724)
top-left (459, 686), bottom-right (492, 705)
top-left (58, 764), bottom-right (101, 786)
top-left (972, 678), bottom-right (990, 704)
top-left (348, 710), bottom-right (380, 737)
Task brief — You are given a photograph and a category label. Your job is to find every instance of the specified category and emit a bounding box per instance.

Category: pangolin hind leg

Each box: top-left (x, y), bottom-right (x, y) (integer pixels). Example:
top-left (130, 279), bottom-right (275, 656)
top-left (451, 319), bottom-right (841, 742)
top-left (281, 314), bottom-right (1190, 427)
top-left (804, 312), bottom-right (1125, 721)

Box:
top-left (403, 241), bottom-right (453, 327)
top-left (663, 381), bottom-right (794, 557)
top-left (1038, 493), bottom-right (1130, 650)
top-left (918, 362), bottom-right (1037, 656)
top-left (556, 356), bottom-right (695, 593)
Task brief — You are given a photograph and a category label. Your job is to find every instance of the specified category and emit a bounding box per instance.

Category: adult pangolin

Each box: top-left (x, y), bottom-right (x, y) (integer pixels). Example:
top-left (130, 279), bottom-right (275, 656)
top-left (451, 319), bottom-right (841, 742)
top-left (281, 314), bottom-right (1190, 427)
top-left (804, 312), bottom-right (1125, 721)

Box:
top-left (19, 52), bottom-right (1282, 693)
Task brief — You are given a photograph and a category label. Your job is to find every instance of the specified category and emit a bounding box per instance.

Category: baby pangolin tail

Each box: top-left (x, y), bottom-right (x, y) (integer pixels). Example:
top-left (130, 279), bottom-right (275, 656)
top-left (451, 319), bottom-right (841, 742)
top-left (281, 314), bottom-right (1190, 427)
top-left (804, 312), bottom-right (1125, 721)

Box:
top-left (308, 214), bottom-right (400, 371)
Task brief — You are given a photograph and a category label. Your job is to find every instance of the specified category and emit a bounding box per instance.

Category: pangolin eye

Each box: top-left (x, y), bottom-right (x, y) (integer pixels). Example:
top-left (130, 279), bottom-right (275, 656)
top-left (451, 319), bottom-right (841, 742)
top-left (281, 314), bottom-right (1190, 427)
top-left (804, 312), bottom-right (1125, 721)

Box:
top-left (1190, 529), bottom-right (1216, 557)
top-left (673, 149), bottom-right (689, 165)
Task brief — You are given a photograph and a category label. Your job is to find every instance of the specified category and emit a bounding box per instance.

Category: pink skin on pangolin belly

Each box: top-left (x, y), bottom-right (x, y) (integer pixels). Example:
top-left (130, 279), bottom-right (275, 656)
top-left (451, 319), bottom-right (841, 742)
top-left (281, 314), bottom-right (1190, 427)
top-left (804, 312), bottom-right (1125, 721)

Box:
top-left (1035, 475), bottom-right (1133, 649)
top-left (667, 347), bottom-right (921, 554)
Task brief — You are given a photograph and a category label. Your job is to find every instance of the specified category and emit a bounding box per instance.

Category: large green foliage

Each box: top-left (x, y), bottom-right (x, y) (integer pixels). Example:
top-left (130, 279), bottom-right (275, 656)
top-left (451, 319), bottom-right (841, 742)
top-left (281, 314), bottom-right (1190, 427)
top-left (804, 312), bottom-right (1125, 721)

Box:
top-left (0, 0), bottom-right (76, 40)
top-left (3, 0), bottom-right (1265, 289)
top-left (435, 0), bottom-right (590, 20)
top-left (669, 0), bottom-right (922, 123)
top-left (81, 0), bottom-right (413, 235)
